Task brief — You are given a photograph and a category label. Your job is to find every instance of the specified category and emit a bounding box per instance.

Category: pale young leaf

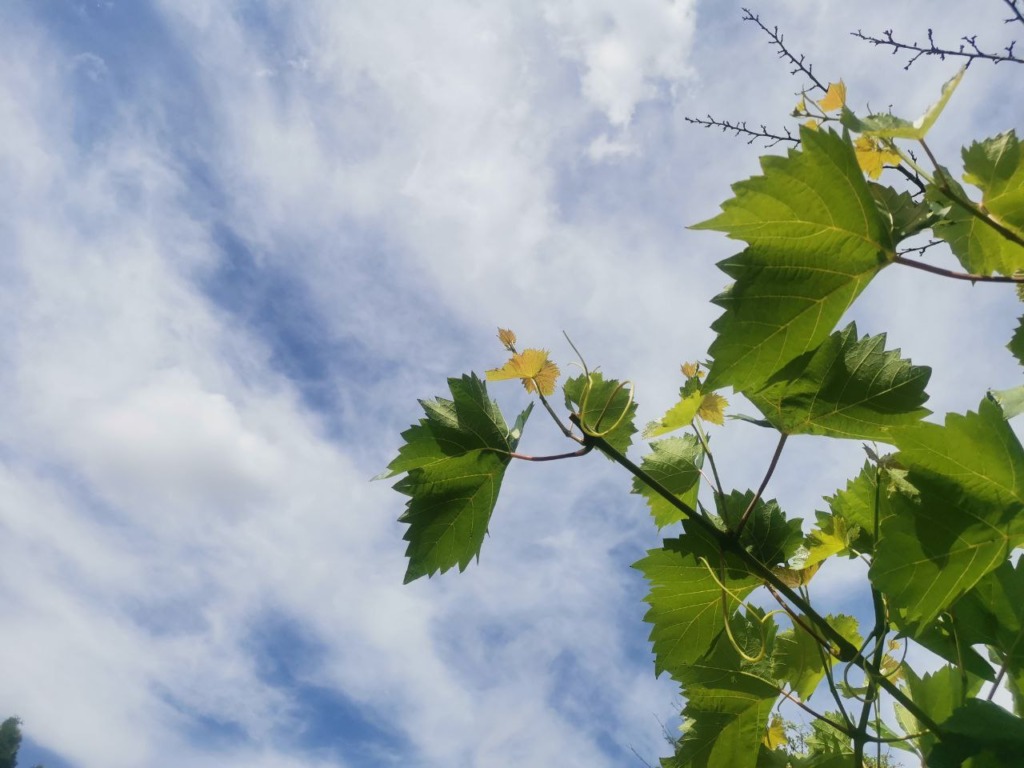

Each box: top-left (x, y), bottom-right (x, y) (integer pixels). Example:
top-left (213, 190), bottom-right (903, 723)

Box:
top-left (854, 137), bottom-right (902, 179)
top-left (497, 327), bottom-right (517, 350)
top-left (817, 80), bottom-right (846, 112)
top-left (486, 348), bottom-right (560, 396)
top-left (697, 392), bottom-right (729, 425)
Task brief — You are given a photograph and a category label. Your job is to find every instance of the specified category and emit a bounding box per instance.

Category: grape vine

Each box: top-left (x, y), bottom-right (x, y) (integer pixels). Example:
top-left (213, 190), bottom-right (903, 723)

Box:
top-left (381, 8), bottom-right (1024, 767)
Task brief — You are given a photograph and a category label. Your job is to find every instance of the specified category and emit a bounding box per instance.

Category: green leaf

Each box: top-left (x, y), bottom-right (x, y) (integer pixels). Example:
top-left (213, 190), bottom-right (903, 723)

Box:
top-left (692, 127), bottom-right (892, 392)
top-left (897, 665), bottom-right (985, 756)
top-left (1009, 316), bottom-right (1024, 368)
top-left (716, 490), bottom-right (804, 567)
top-left (840, 66), bottom-right (965, 140)
top-left (633, 436), bottom-right (704, 528)
top-left (950, 560), bottom-right (1024, 715)
top-left (894, 397), bottom-right (1024, 509)
top-left (871, 400), bottom-right (1024, 627)
top-left (962, 131), bottom-right (1024, 241)
top-left (774, 624), bottom-right (827, 701)
top-left (671, 610), bottom-right (780, 768)
top-left (382, 374), bottom-right (531, 583)
top-left (635, 529), bottom-right (761, 678)
top-left (929, 175), bottom-right (1024, 277)
top-left (746, 323), bottom-right (931, 441)
top-left (988, 386), bottom-right (1024, 420)
top-left (870, 183), bottom-right (938, 243)
top-left (926, 700), bottom-right (1024, 768)
top-left (825, 463), bottom-right (880, 553)
top-left (564, 372), bottom-right (638, 454)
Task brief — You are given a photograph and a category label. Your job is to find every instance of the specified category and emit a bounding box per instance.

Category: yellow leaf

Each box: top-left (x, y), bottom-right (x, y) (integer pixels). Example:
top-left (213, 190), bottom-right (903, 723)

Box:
top-left (486, 348), bottom-right (560, 396)
top-left (497, 328), bottom-right (517, 350)
top-left (792, 96), bottom-right (807, 116)
top-left (772, 561), bottom-right (821, 587)
top-left (763, 715), bottom-right (788, 750)
top-left (680, 361), bottom-right (703, 379)
top-left (697, 392), bottom-right (728, 425)
top-left (853, 136), bottom-right (901, 179)
top-left (804, 118), bottom-right (820, 131)
top-left (817, 80), bottom-right (846, 112)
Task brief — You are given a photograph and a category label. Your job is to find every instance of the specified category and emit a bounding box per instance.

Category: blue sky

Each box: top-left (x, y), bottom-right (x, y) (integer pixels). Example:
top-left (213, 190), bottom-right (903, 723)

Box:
top-left (1, 1), bottom-right (1022, 766)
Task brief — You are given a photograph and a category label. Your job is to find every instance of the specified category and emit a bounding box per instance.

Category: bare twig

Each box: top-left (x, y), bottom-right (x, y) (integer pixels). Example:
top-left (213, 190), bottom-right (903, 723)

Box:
top-left (742, 8), bottom-right (828, 91)
top-left (852, 25), bottom-right (1023, 69)
top-left (684, 115), bottom-right (799, 147)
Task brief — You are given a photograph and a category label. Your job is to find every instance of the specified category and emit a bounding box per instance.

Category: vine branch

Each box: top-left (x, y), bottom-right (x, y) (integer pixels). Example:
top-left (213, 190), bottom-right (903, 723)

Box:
top-left (734, 432), bottom-right (788, 536)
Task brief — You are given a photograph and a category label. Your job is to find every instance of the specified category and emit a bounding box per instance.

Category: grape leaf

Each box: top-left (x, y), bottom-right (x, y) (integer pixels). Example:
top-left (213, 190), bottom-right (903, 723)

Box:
top-left (896, 665), bottom-right (985, 757)
top-left (1009, 316), bottom-right (1024, 368)
top-left (840, 66), bottom-right (965, 140)
top-left (635, 529), bottom-right (761, 678)
top-left (988, 386), bottom-right (1024, 420)
top-left (826, 463), bottom-right (880, 553)
top-left (486, 348), bottom-right (560, 396)
top-left (870, 183), bottom-right (937, 242)
top-left (564, 372), bottom-right (638, 453)
top-left (871, 400), bottom-right (1024, 627)
top-left (926, 700), bottom-right (1024, 768)
top-left (716, 490), bottom-right (803, 567)
top-left (644, 388), bottom-right (702, 438)
top-left (381, 374), bottom-right (532, 583)
top-left (746, 323), bottom-right (931, 441)
top-left (774, 623), bottom-right (827, 701)
top-left (670, 611), bottom-right (780, 768)
top-left (894, 397), bottom-right (1024, 510)
top-left (632, 436), bottom-right (704, 528)
top-left (929, 175), bottom-right (1024, 277)
top-left (854, 137), bottom-right (902, 179)
top-left (962, 131), bottom-right (1024, 240)
top-left (692, 127), bottom-right (893, 393)
top-left (817, 81), bottom-right (846, 112)
top-left (948, 560), bottom-right (1024, 715)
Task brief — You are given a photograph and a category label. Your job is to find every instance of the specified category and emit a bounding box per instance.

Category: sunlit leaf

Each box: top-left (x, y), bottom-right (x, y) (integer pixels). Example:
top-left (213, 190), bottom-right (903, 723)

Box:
top-left (841, 66), bottom-right (965, 140)
top-left (763, 715), bottom-right (788, 750)
top-left (486, 348), bottom-right (560, 396)
top-left (692, 128), bottom-right (892, 393)
top-left (564, 372), bottom-right (637, 453)
top-left (671, 610), bottom-right (780, 768)
top-left (632, 436), bottom-right (703, 528)
top-left (853, 136), bottom-right (902, 179)
top-left (817, 81), bottom-right (846, 112)
top-left (872, 399), bottom-right (1024, 628)
top-left (697, 392), bottom-right (729, 425)
top-left (644, 389), bottom-right (702, 439)
top-left (497, 327), bottom-right (517, 350)
top-left (635, 528), bottom-right (761, 678)
top-left (989, 386), bottom-right (1024, 420)
top-left (381, 374), bottom-right (532, 583)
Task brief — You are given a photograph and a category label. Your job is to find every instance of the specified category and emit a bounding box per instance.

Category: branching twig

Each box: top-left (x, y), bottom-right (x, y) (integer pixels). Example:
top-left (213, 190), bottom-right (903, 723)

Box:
top-left (684, 115), bottom-right (799, 147)
top-left (1006, 0), bottom-right (1024, 27)
top-left (742, 8), bottom-right (828, 92)
top-left (852, 25), bottom-right (1023, 69)
top-left (508, 446), bottom-right (593, 462)
top-left (897, 239), bottom-right (944, 259)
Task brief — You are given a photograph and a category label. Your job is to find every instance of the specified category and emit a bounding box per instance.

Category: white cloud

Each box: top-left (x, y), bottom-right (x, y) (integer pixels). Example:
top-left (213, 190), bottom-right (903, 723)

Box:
top-left (2, 1), bottom-right (1023, 767)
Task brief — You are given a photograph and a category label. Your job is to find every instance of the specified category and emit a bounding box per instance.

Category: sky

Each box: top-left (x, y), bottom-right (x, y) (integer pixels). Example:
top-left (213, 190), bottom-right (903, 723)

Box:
top-left (0, 1), bottom-right (1021, 767)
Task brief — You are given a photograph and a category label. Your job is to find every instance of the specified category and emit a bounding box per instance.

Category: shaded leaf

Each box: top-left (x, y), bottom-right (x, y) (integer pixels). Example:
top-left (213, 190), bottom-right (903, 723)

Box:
top-left (382, 374), bottom-right (532, 583)
top-left (633, 436), bottom-right (704, 528)
top-left (926, 700), bottom-right (1024, 768)
top-left (564, 372), bottom-right (638, 453)
top-left (717, 490), bottom-right (804, 567)
top-left (693, 128), bottom-right (892, 392)
top-left (1009, 316), bottom-right (1024, 368)
top-left (897, 665), bottom-right (985, 756)
top-left (825, 463), bottom-right (880, 553)
top-left (747, 323), bottom-right (931, 441)
top-left (870, 183), bottom-right (937, 242)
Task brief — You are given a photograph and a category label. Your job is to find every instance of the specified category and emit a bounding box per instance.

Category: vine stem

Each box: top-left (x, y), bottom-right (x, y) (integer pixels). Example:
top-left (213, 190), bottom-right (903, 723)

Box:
top-left (508, 446), bottom-right (593, 462)
top-left (735, 432), bottom-right (788, 536)
top-left (571, 417), bottom-right (944, 736)
top-left (893, 255), bottom-right (1024, 283)
top-left (692, 420), bottom-right (726, 502)
top-left (919, 138), bottom-right (1024, 250)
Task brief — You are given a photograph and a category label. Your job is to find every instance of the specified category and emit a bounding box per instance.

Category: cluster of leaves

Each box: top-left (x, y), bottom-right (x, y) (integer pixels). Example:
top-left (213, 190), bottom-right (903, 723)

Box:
top-left (381, 9), bottom-right (1024, 768)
